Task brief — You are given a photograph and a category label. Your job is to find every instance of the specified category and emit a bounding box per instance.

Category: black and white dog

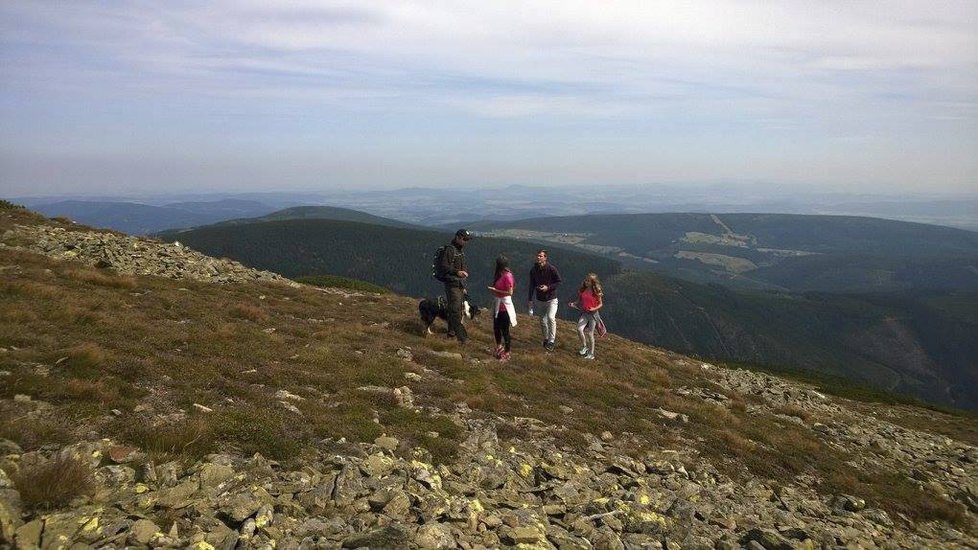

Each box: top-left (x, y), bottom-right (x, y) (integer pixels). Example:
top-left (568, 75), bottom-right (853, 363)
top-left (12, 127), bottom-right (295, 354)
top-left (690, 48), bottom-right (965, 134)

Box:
top-left (418, 294), bottom-right (482, 336)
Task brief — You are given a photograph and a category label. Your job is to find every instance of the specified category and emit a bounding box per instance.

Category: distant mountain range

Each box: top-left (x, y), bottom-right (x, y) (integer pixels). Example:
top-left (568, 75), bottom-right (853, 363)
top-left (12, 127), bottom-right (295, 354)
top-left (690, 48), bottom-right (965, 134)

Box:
top-left (160, 211), bottom-right (978, 410)
top-left (29, 199), bottom-right (281, 235)
top-left (13, 186), bottom-right (978, 231)
top-left (200, 205), bottom-right (422, 231)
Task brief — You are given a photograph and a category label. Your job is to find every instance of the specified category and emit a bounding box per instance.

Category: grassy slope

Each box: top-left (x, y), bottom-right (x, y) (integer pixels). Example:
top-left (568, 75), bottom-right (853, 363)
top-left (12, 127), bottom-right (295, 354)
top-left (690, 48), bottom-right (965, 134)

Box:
top-left (0, 207), bottom-right (975, 526)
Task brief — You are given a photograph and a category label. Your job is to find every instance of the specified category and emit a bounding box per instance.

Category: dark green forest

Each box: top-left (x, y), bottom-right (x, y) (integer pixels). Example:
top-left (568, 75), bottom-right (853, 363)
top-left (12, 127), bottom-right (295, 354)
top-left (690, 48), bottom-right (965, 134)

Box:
top-left (604, 272), bottom-right (978, 408)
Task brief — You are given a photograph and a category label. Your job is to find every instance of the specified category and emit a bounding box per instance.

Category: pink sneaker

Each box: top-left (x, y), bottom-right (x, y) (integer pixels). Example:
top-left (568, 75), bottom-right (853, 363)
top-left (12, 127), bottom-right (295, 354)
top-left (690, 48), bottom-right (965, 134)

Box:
top-left (499, 351), bottom-right (511, 362)
top-left (493, 345), bottom-right (504, 359)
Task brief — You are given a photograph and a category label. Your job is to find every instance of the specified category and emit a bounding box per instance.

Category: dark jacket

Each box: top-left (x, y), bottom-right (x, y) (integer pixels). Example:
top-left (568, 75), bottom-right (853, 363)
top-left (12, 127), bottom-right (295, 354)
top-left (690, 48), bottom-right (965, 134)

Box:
top-left (528, 263), bottom-right (562, 301)
top-left (439, 242), bottom-right (468, 288)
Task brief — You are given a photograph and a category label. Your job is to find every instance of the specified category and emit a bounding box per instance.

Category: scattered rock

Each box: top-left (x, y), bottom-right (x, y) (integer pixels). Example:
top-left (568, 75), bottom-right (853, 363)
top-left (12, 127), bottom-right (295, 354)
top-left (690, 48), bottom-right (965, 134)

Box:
top-left (130, 519), bottom-right (159, 545)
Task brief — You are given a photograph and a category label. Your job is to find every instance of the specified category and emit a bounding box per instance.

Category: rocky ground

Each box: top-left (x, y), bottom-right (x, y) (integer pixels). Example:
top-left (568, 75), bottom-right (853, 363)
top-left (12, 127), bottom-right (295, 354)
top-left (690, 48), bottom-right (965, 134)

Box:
top-left (2, 363), bottom-right (976, 549)
top-left (1, 212), bottom-right (976, 548)
top-left (0, 223), bottom-right (294, 286)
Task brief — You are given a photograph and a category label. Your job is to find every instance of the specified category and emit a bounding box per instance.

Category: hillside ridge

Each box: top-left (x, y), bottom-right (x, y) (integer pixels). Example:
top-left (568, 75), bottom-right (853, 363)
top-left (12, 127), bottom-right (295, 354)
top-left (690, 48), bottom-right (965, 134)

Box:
top-left (1, 206), bottom-right (976, 548)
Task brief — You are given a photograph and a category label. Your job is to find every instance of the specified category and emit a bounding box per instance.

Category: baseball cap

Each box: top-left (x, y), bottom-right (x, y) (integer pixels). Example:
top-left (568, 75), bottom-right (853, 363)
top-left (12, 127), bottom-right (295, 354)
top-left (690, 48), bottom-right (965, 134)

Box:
top-left (455, 229), bottom-right (472, 240)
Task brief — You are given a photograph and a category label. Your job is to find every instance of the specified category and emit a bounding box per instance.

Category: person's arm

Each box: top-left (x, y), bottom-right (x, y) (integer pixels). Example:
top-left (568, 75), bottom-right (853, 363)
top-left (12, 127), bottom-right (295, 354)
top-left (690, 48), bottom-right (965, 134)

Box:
top-left (590, 294), bottom-right (603, 312)
top-left (439, 246), bottom-right (460, 283)
top-left (549, 265), bottom-right (562, 291)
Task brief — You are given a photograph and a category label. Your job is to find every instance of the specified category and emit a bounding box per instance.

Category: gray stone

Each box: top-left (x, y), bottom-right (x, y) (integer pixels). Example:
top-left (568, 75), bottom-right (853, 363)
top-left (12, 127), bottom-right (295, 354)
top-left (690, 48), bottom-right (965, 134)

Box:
top-left (0, 488), bottom-right (22, 543)
top-left (130, 519), bottom-right (159, 545)
top-left (415, 522), bottom-right (456, 549)
top-left (504, 526), bottom-right (544, 544)
top-left (383, 490), bottom-right (412, 518)
top-left (255, 504), bottom-right (274, 529)
top-left (375, 436), bottom-right (399, 451)
top-left (15, 519), bottom-right (42, 550)
top-left (341, 524), bottom-right (412, 549)
top-left (743, 528), bottom-right (792, 550)
top-left (199, 462), bottom-right (236, 489)
top-left (222, 490), bottom-right (272, 523)
top-left (98, 464), bottom-right (135, 486)
top-left (590, 527), bottom-right (625, 550)
top-left (155, 480), bottom-right (198, 508)
top-left (362, 453), bottom-right (395, 477)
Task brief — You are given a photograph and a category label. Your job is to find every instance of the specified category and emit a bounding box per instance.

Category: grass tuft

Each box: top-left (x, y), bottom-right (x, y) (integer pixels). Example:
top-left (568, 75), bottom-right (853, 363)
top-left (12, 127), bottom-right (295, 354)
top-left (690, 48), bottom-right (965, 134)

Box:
top-left (118, 416), bottom-right (216, 461)
top-left (64, 343), bottom-right (108, 373)
top-left (63, 268), bottom-right (137, 289)
top-left (228, 303), bottom-right (267, 322)
top-left (12, 454), bottom-right (95, 510)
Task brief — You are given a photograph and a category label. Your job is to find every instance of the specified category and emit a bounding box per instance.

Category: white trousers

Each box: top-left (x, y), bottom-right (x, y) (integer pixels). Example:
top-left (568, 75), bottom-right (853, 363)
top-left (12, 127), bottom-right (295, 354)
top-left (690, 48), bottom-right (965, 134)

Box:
top-left (536, 298), bottom-right (558, 343)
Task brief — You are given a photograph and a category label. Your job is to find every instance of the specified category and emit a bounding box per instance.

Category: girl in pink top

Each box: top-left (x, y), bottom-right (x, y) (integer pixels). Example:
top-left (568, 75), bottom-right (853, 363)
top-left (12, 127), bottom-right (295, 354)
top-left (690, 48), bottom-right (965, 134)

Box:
top-left (488, 255), bottom-right (516, 361)
top-left (570, 273), bottom-right (604, 360)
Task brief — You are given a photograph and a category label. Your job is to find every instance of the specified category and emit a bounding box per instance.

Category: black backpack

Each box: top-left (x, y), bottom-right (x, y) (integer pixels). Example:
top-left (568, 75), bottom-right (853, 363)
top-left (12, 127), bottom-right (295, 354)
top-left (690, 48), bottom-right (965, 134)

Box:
top-left (431, 245), bottom-right (452, 282)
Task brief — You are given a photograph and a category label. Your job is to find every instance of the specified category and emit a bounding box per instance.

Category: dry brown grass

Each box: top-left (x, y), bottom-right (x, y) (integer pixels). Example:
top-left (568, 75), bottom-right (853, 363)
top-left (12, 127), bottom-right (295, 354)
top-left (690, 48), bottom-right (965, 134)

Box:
top-left (11, 454), bottom-right (95, 510)
top-left (63, 267), bottom-right (137, 289)
top-left (65, 342), bottom-right (108, 372)
top-left (117, 416), bottom-right (216, 461)
top-left (0, 413), bottom-right (72, 452)
top-left (771, 403), bottom-right (813, 422)
top-left (64, 378), bottom-right (121, 405)
top-left (228, 303), bottom-right (268, 322)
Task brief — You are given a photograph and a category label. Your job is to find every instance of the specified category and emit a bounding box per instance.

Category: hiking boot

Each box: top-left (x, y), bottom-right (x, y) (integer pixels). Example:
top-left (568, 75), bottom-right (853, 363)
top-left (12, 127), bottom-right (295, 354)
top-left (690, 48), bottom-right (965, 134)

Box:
top-left (545, 341), bottom-right (556, 352)
top-left (578, 346), bottom-right (589, 356)
top-left (584, 353), bottom-right (595, 360)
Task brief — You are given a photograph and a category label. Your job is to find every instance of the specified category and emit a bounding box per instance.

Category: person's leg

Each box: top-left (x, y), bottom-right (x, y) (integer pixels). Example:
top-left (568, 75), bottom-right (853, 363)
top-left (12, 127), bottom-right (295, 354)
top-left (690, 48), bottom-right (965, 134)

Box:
top-left (536, 300), bottom-right (548, 347)
top-left (585, 313), bottom-right (597, 358)
top-left (446, 285), bottom-right (467, 343)
top-left (576, 315), bottom-right (588, 353)
top-left (500, 310), bottom-right (512, 353)
top-left (545, 299), bottom-right (558, 346)
top-left (493, 313), bottom-right (504, 349)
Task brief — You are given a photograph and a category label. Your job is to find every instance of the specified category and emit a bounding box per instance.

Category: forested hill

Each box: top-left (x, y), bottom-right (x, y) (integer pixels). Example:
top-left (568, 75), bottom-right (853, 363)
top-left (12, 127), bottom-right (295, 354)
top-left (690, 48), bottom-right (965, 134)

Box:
top-left (470, 213), bottom-right (978, 293)
top-left (183, 205), bottom-right (422, 231)
top-left (161, 218), bottom-right (621, 301)
top-left (603, 273), bottom-right (978, 409)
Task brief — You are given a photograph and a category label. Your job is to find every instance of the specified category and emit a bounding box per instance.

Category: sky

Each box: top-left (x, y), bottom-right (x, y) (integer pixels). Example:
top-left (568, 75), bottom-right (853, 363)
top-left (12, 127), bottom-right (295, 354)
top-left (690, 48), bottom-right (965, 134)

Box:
top-left (1, 1), bottom-right (977, 197)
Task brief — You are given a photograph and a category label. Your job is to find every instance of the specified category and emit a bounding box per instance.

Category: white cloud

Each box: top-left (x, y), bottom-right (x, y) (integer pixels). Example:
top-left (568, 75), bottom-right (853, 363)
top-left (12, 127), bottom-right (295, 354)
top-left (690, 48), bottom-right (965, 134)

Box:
top-left (0, 1), bottom-right (976, 193)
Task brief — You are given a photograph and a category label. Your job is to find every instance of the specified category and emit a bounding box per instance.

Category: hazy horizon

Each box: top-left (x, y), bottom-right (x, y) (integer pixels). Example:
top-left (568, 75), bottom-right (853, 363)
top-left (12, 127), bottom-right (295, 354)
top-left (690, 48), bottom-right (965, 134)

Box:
top-left (2, 2), bottom-right (977, 196)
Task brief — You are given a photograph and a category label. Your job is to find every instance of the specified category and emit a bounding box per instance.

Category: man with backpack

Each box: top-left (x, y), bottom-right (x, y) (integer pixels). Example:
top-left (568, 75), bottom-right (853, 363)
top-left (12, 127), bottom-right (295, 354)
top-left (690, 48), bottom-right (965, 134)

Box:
top-left (435, 229), bottom-right (472, 343)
